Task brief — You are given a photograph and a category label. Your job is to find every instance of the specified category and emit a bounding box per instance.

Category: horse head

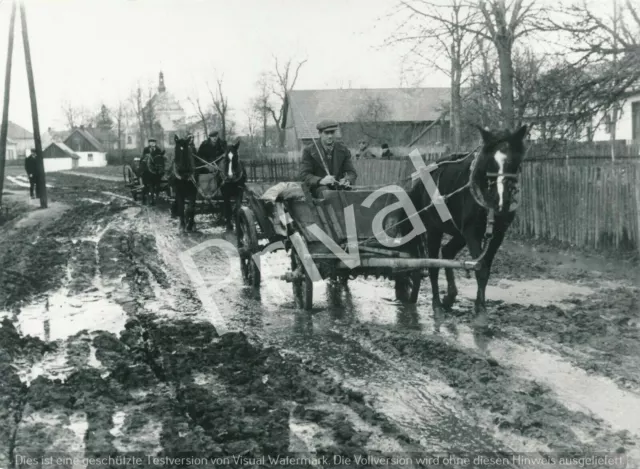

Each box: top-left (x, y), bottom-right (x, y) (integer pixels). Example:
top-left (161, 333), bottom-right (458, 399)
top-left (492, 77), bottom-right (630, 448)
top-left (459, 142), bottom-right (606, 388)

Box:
top-left (471, 124), bottom-right (528, 213)
top-left (223, 138), bottom-right (241, 180)
top-left (174, 134), bottom-right (195, 179)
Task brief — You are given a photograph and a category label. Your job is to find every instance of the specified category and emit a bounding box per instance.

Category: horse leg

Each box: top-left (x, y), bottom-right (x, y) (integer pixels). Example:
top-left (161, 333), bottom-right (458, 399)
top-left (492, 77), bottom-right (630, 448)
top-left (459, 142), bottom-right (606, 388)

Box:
top-left (441, 235), bottom-right (467, 310)
top-left (176, 182), bottom-right (186, 231)
top-left (233, 188), bottom-right (244, 229)
top-left (220, 186), bottom-right (232, 230)
top-left (426, 230), bottom-right (445, 320)
top-left (186, 184), bottom-right (197, 232)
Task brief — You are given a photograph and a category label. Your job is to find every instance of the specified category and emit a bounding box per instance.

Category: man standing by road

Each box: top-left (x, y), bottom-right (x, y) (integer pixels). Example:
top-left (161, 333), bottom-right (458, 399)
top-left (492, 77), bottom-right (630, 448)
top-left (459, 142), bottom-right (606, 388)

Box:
top-left (299, 119), bottom-right (357, 197)
top-left (24, 148), bottom-right (39, 199)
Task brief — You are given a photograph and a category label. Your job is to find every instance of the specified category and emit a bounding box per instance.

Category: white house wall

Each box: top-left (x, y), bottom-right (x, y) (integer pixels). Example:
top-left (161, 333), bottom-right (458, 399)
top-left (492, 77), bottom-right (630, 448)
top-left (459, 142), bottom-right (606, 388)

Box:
top-left (591, 97), bottom-right (639, 142)
top-left (76, 151), bottom-right (107, 167)
top-left (44, 157), bottom-right (73, 172)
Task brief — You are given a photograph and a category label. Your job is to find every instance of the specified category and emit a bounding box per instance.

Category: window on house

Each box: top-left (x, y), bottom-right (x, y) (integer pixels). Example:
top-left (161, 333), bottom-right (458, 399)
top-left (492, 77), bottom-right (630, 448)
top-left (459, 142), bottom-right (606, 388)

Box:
top-left (127, 136), bottom-right (132, 144)
top-left (88, 153), bottom-right (94, 162)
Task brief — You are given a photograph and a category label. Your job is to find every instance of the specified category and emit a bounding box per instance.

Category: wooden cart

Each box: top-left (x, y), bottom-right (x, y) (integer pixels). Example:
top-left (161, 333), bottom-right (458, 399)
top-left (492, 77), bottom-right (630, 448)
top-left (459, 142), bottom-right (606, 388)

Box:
top-left (236, 184), bottom-right (481, 310)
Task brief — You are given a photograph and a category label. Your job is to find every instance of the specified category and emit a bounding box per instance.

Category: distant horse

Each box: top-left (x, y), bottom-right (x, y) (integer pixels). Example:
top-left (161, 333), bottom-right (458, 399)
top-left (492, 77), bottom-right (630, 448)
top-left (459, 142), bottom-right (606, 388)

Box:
top-left (397, 125), bottom-right (528, 327)
top-left (172, 135), bottom-right (198, 232)
top-left (214, 139), bottom-right (247, 231)
top-left (141, 150), bottom-right (165, 205)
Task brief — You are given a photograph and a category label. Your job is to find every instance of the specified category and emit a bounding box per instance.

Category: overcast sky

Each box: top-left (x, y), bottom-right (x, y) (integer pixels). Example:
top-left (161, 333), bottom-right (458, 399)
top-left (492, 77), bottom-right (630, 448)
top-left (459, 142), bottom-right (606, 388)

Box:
top-left (0, 0), bottom-right (451, 133)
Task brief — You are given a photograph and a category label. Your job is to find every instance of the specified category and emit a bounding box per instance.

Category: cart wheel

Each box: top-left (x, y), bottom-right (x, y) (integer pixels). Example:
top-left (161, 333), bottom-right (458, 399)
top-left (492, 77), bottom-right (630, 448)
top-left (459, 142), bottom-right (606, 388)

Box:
top-left (291, 251), bottom-right (313, 310)
top-left (395, 272), bottom-right (421, 304)
top-left (236, 207), bottom-right (261, 288)
top-left (123, 165), bottom-right (136, 185)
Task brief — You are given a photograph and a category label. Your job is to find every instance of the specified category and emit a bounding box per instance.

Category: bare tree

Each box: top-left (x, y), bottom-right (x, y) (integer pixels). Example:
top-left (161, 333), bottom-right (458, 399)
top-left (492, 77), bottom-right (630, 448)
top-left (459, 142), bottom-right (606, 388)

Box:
top-left (253, 73), bottom-right (272, 148)
top-left (389, 0), bottom-right (479, 150)
top-left (188, 94), bottom-right (210, 137)
top-left (113, 100), bottom-right (129, 160)
top-left (552, 0), bottom-right (640, 157)
top-left (207, 74), bottom-right (229, 141)
top-left (60, 101), bottom-right (94, 130)
top-left (269, 56), bottom-right (307, 149)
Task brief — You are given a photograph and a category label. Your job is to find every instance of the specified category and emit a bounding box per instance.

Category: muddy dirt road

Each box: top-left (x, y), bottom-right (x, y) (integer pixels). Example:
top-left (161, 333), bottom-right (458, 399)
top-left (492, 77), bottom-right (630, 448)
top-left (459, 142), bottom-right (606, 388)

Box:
top-left (1, 171), bottom-right (639, 468)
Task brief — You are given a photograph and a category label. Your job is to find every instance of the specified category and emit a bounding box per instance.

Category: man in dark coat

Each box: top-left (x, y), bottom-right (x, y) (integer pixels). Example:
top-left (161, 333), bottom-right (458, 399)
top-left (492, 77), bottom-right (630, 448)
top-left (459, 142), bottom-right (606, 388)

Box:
top-left (24, 148), bottom-right (39, 198)
top-left (140, 138), bottom-right (165, 204)
top-left (299, 119), bottom-right (357, 197)
top-left (197, 131), bottom-right (227, 174)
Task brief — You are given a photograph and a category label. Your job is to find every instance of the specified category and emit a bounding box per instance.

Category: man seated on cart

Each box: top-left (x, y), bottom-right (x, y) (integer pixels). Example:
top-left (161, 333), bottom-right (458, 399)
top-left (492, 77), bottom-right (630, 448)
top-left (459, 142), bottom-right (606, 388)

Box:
top-left (141, 138), bottom-right (163, 167)
top-left (299, 119), bottom-right (357, 197)
top-left (197, 130), bottom-right (227, 174)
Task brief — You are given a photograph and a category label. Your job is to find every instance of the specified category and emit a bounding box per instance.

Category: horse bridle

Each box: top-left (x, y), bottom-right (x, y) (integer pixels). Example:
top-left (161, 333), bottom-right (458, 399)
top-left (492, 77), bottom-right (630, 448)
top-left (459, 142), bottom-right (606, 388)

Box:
top-left (469, 144), bottom-right (522, 212)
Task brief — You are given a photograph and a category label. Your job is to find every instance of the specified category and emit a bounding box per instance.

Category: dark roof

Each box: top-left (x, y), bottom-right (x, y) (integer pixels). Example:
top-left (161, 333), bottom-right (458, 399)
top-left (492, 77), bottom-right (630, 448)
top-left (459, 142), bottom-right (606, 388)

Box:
top-left (44, 142), bottom-right (80, 159)
top-left (7, 121), bottom-right (33, 139)
top-left (85, 126), bottom-right (116, 145)
top-left (64, 128), bottom-right (105, 152)
top-left (287, 88), bottom-right (451, 139)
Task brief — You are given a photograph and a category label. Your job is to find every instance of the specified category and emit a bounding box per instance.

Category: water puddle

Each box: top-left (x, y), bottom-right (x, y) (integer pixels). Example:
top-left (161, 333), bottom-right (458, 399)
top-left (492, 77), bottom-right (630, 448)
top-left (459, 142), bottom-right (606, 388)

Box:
top-left (14, 288), bottom-right (127, 342)
top-left (448, 324), bottom-right (640, 437)
top-left (458, 278), bottom-right (594, 310)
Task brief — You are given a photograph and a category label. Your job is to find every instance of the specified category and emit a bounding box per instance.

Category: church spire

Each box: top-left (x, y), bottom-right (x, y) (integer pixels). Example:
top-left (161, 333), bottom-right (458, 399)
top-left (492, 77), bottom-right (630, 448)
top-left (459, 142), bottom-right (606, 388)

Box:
top-left (158, 71), bottom-right (166, 92)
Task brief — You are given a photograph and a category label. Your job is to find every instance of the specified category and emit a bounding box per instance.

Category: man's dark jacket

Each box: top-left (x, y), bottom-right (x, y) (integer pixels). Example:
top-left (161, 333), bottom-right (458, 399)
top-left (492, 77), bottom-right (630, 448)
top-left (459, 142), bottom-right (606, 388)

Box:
top-left (141, 146), bottom-right (164, 172)
top-left (299, 141), bottom-right (357, 190)
top-left (24, 155), bottom-right (38, 176)
top-left (198, 138), bottom-right (227, 163)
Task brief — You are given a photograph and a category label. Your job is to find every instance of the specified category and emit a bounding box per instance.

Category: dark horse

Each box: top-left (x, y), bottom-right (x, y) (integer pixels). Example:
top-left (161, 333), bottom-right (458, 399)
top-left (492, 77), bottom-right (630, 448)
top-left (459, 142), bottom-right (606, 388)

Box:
top-left (214, 139), bottom-right (247, 231)
top-left (398, 125), bottom-right (528, 328)
top-left (172, 135), bottom-right (198, 232)
top-left (141, 150), bottom-right (165, 205)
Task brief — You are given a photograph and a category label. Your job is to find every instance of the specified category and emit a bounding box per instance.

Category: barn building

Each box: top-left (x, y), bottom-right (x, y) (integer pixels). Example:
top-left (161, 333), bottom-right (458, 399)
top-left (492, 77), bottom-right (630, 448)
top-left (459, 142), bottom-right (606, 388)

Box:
top-left (284, 88), bottom-right (451, 157)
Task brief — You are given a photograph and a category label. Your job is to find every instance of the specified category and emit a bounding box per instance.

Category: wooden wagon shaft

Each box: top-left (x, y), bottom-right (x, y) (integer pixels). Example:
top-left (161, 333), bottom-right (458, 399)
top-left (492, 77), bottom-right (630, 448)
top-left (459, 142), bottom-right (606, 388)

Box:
top-left (359, 258), bottom-right (479, 270)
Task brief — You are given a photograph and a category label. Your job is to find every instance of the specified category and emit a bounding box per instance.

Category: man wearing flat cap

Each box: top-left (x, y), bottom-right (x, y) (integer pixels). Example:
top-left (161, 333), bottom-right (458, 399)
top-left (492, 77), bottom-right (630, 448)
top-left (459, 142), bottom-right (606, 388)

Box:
top-left (299, 119), bottom-right (357, 196)
top-left (24, 148), bottom-right (40, 199)
top-left (197, 130), bottom-right (227, 174)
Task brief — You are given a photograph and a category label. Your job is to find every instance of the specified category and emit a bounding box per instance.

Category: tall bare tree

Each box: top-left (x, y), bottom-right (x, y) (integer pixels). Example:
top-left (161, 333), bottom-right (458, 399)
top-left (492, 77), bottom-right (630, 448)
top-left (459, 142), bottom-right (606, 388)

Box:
top-left (269, 56), bottom-right (307, 149)
top-left (389, 0), bottom-right (479, 150)
top-left (207, 74), bottom-right (229, 141)
top-left (552, 0), bottom-right (640, 157)
top-left (188, 94), bottom-right (210, 137)
top-left (253, 73), bottom-right (272, 148)
top-left (60, 101), bottom-right (93, 130)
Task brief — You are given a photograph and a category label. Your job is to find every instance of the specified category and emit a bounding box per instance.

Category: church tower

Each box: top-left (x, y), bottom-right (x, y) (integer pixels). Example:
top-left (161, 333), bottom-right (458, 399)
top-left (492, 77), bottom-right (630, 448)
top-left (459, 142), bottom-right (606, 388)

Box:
top-left (158, 71), bottom-right (166, 93)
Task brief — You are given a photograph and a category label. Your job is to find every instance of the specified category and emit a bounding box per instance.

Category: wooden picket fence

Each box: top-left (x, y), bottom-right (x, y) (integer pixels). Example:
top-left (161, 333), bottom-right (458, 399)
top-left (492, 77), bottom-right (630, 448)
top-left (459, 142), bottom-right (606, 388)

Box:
top-left (245, 157), bottom-right (640, 253)
top-left (511, 162), bottom-right (640, 252)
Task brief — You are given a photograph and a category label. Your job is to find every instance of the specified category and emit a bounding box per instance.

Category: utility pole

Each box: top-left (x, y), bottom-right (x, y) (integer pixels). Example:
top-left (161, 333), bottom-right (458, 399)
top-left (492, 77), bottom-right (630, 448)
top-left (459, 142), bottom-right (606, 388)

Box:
top-left (20, 0), bottom-right (47, 207)
top-left (0, 1), bottom-right (17, 208)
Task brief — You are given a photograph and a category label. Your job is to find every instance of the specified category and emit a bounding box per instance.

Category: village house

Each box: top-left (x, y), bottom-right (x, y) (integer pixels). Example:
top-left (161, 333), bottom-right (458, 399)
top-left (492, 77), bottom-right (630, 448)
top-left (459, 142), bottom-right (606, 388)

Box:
top-left (42, 141), bottom-right (80, 172)
top-left (284, 88), bottom-right (451, 158)
top-left (63, 128), bottom-right (107, 167)
top-left (4, 137), bottom-right (19, 161)
top-left (7, 120), bottom-right (34, 157)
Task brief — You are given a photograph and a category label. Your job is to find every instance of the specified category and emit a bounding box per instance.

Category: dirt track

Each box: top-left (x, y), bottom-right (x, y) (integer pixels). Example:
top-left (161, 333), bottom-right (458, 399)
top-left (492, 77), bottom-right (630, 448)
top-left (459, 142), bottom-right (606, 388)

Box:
top-left (0, 170), bottom-right (639, 468)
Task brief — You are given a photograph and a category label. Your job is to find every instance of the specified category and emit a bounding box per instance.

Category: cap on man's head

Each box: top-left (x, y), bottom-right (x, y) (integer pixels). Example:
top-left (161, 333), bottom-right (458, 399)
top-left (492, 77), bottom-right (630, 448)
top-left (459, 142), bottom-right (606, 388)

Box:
top-left (209, 131), bottom-right (219, 137)
top-left (148, 138), bottom-right (156, 143)
top-left (381, 143), bottom-right (389, 149)
top-left (30, 147), bottom-right (36, 152)
top-left (316, 119), bottom-right (338, 133)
